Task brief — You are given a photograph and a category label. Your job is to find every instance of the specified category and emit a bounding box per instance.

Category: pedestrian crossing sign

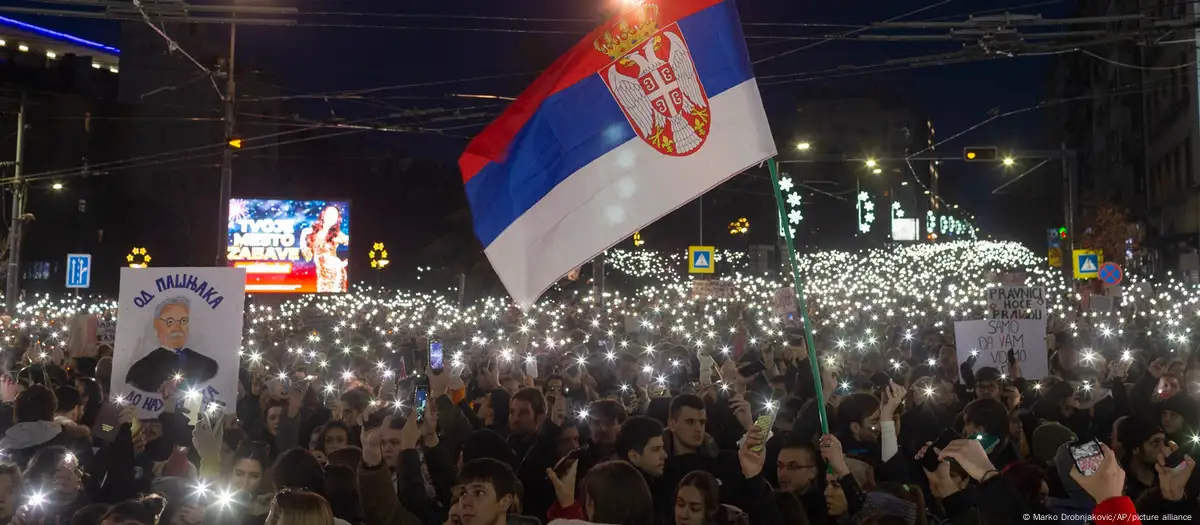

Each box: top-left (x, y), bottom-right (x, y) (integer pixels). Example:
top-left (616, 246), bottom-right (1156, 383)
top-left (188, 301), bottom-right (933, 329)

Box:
top-left (1072, 249), bottom-right (1102, 279)
top-left (688, 246), bottom-right (715, 274)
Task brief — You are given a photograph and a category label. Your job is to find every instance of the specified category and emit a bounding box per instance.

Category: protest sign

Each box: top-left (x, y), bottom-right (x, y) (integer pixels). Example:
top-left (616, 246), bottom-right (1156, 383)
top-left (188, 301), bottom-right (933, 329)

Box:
top-left (772, 287), bottom-right (797, 319)
top-left (111, 267), bottom-right (246, 417)
top-left (954, 319), bottom-right (1049, 379)
top-left (690, 280), bottom-right (737, 300)
top-left (97, 317), bottom-right (116, 345)
top-left (985, 286), bottom-right (1047, 320)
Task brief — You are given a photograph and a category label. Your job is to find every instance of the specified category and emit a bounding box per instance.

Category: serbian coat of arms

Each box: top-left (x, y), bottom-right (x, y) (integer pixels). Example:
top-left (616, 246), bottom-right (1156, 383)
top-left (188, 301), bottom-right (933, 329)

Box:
top-left (596, 5), bottom-right (711, 157)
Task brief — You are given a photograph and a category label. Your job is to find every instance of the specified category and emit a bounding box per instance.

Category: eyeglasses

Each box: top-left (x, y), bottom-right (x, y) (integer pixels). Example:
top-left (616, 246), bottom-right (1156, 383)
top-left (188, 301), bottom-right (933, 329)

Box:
top-left (158, 317), bottom-right (190, 327)
top-left (777, 462), bottom-right (817, 472)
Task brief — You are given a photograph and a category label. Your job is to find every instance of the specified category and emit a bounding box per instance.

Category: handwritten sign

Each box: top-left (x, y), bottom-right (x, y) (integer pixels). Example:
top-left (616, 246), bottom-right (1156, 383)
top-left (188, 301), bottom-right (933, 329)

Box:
top-left (772, 287), bottom-right (797, 319)
top-left (690, 280), bottom-right (737, 300)
top-left (111, 267), bottom-right (246, 417)
top-left (985, 286), bottom-right (1047, 320)
top-left (954, 319), bottom-right (1049, 379)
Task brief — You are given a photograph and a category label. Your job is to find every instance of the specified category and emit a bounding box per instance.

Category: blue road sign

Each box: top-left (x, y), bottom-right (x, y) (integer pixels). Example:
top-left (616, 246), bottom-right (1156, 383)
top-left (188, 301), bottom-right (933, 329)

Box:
top-left (66, 253), bottom-right (91, 289)
top-left (688, 246), bottom-right (715, 274)
top-left (1073, 250), bottom-right (1101, 279)
top-left (1099, 262), bottom-right (1123, 285)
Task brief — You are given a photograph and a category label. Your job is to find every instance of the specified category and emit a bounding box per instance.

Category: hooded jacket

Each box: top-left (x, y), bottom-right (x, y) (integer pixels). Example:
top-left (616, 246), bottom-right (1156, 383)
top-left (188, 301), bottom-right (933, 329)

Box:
top-left (1047, 442), bottom-right (1095, 525)
top-left (0, 420), bottom-right (91, 467)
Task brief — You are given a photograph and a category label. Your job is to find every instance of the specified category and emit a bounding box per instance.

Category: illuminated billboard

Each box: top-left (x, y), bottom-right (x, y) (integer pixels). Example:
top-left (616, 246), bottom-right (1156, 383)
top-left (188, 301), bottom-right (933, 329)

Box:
top-left (227, 199), bottom-right (350, 293)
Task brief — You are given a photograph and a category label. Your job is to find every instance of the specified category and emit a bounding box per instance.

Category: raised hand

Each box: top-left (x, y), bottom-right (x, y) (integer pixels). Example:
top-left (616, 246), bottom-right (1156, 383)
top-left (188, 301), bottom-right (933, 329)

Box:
top-left (1069, 442), bottom-right (1125, 503)
top-left (421, 402), bottom-right (440, 447)
top-left (819, 434), bottom-right (850, 477)
top-left (738, 427), bottom-right (767, 479)
top-left (729, 396), bottom-right (753, 431)
top-left (879, 381), bottom-right (906, 421)
top-left (399, 413), bottom-right (421, 451)
top-left (937, 438), bottom-right (996, 482)
top-left (361, 415), bottom-right (392, 466)
top-left (546, 459), bottom-right (578, 508)
top-left (1155, 447), bottom-right (1195, 501)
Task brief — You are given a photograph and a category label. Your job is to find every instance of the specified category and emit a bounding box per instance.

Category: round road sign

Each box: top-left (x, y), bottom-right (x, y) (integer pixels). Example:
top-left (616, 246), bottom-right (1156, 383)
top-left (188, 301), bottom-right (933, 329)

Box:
top-left (1098, 262), bottom-right (1123, 285)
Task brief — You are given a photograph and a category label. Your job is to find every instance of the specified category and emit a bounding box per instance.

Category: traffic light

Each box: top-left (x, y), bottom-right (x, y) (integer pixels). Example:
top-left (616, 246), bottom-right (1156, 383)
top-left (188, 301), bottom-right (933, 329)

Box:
top-left (228, 138), bottom-right (243, 149)
top-left (1058, 227), bottom-right (1067, 240)
top-left (963, 146), bottom-right (997, 161)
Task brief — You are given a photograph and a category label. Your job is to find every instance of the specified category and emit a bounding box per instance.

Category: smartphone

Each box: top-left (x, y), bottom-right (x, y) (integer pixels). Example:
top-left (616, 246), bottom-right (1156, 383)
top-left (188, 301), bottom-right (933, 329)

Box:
top-left (921, 429), bottom-right (961, 471)
top-left (749, 412), bottom-right (775, 452)
top-left (414, 386), bottom-right (429, 425)
top-left (1069, 438), bottom-right (1104, 476)
top-left (203, 400), bottom-right (227, 430)
top-left (1164, 447), bottom-right (1188, 469)
top-left (737, 360), bottom-right (767, 378)
top-left (429, 339), bottom-right (444, 373)
top-left (553, 446), bottom-right (590, 478)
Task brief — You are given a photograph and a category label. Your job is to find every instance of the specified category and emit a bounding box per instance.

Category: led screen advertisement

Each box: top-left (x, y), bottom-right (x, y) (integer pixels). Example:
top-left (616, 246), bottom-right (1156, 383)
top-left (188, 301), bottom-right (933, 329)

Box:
top-left (227, 199), bottom-right (350, 293)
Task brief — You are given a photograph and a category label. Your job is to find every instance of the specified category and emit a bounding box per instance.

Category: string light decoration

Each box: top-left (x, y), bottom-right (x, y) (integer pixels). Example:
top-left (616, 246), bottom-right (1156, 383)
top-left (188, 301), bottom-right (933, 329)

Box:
top-left (126, 247), bottom-right (151, 268)
top-left (369, 242), bottom-right (390, 270)
top-left (633, 231), bottom-right (645, 247)
top-left (776, 175), bottom-right (802, 238)
top-left (857, 192), bottom-right (875, 234)
top-left (728, 218), bottom-right (749, 235)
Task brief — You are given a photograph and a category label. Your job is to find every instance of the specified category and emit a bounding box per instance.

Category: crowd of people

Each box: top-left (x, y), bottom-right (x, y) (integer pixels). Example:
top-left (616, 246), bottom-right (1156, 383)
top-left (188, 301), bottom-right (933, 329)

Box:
top-left (0, 242), bottom-right (1195, 525)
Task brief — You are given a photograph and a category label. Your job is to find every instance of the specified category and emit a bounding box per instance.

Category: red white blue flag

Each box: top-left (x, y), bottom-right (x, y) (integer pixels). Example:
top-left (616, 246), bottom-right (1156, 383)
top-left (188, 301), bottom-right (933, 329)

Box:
top-left (460, 0), bottom-right (776, 306)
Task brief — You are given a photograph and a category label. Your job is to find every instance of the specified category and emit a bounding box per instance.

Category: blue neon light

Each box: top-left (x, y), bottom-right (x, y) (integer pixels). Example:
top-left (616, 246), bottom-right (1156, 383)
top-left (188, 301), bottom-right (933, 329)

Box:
top-left (0, 15), bottom-right (119, 55)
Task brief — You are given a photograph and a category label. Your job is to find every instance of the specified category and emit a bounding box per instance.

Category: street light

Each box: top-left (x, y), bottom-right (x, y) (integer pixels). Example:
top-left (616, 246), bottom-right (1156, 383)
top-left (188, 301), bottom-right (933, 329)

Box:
top-left (1002, 157), bottom-right (1015, 167)
top-left (51, 183), bottom-right (63, 190)
top-left (865, 159), bottom-right (878, 168)
top-left (872, 168), bottom-right (882, 175)
top-left (796, 142), bottom-right (811, 151)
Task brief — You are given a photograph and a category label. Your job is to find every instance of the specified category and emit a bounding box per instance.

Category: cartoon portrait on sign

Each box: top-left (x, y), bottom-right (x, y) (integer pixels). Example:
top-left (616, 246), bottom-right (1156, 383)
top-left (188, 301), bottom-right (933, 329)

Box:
top-left (111, 267), bottom-right (246, 417)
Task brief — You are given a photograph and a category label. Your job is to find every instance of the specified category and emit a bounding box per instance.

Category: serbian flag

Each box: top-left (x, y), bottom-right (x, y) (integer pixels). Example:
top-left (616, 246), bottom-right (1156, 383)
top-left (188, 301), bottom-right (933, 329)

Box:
top-left (460, 0), bottom-right (776, 306)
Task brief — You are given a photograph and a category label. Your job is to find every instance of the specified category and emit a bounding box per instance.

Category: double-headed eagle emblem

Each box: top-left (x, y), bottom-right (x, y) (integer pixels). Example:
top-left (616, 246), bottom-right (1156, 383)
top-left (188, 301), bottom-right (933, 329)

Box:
top-left (597, 6), bottom-right (711, 156)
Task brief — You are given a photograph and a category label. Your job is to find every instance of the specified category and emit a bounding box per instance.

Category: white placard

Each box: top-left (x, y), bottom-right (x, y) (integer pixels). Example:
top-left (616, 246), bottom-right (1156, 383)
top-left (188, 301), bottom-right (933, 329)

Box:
top-left (690, 280), bottom-right (736, 300)
top-left (97, 318), bottom-right (116, 345)
top-left (985, 286), bottom-right (1046, 320)
top-left (954, 319), bottom-right (1049, 380)
top-left (111, 268), bottom-right (246, 417)
top-left (772, 287), bottom-right (797, 318)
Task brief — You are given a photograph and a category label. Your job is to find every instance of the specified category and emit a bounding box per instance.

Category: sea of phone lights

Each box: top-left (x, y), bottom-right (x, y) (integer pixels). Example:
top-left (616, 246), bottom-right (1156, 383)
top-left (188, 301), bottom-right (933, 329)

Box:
top-left (5, 241), bottom-right (1197, 403)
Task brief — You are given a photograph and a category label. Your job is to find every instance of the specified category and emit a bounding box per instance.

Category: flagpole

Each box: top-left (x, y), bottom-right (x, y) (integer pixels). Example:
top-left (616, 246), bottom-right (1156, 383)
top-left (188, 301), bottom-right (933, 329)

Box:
top-left (767, 158), bottom-right (829, 436)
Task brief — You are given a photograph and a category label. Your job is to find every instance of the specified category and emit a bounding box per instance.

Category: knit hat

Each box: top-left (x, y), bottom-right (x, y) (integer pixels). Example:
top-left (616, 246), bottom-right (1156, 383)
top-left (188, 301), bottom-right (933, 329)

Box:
top-left (864, 492), bottom-right (919, 525)
top-left (1053, 442), bottom-right (1093, 503)
top-left (1032, 422), bottom-right (1077, 464)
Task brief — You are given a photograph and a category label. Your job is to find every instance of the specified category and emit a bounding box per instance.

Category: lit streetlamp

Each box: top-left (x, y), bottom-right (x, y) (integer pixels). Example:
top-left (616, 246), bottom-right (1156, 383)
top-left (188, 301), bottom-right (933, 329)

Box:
top-left (796, 142), bottom-right (811, 151)
top-left (865, 159), bottom-right (878, 168)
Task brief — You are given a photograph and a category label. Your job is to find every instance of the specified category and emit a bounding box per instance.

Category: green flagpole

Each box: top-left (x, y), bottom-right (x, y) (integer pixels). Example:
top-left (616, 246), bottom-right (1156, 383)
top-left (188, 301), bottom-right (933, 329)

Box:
top-left (767, 157), bottom-right (829, 436)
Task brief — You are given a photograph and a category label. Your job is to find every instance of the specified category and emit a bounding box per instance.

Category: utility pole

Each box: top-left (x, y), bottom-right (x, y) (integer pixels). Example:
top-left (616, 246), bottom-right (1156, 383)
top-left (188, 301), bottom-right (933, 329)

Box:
top-left (5, 93), bottom-right (26, 315)
top-left (1062, 142), bottom-right (1077, 280)
top-left (216, 21), bottom-right (237, 266)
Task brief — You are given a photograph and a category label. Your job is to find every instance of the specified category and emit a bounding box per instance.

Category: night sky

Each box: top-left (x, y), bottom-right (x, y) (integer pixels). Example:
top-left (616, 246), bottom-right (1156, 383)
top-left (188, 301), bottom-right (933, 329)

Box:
top-left (15, 0), bottom-right (1074, 243)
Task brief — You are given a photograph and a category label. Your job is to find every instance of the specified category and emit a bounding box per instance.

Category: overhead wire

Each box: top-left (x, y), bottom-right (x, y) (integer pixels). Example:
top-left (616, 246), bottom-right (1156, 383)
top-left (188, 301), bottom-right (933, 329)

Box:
top-left (129, 0), bottom-right (222, 97)
top-left (752, 0), bottom-right (958, 66)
